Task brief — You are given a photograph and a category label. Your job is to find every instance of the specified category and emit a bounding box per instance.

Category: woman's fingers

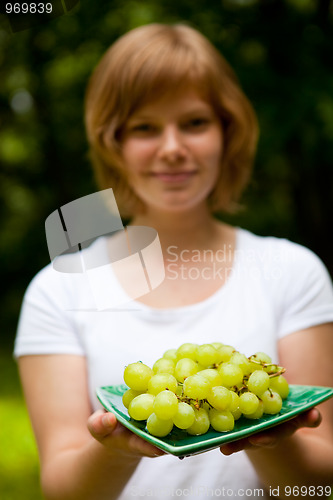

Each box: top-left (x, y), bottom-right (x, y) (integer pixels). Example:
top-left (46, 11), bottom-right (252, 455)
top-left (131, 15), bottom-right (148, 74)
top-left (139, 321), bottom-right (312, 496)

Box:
top-left (87, 410), bottom-right (165, 458)
top-left (87, 410), bottom-right (117, 440)
top-left (291, 407), bottom-right (322, 429)
top-left (220, 408), bottom-right (322, 456)
top-left (220, 437), bottom-right (251, 456)
top-left (127, 432), bottom-right (165, 457)
top-left (112, 425), bottom-right (165, 458)
top-left (248, 408), bottom-right (322, 447)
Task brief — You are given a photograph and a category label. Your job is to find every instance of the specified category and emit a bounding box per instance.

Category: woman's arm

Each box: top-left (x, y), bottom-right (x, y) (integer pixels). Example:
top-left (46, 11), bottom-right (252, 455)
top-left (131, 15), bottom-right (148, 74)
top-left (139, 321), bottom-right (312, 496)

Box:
top-left (220, 323), bottom-right (333, 499)
top-left (18, 354), bottom-right (164, 500)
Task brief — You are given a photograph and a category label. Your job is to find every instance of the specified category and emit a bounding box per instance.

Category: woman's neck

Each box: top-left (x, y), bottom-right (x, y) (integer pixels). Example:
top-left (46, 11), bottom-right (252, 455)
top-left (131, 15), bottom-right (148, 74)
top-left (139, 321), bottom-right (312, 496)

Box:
top-left (130, 206), bottom-right (232, 254)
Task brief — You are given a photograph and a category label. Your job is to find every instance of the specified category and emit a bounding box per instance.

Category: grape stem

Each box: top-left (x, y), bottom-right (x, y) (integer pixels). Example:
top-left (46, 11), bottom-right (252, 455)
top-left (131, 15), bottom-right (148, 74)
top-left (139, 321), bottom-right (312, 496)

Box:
top-left (237, 384), bottom-right (248, 395)
top-left (176, 394), bottom-right (212, 410)
top-left (268, 367), bottom-right (286, 378)
top-left (246, 358), bottom-right (286, 377)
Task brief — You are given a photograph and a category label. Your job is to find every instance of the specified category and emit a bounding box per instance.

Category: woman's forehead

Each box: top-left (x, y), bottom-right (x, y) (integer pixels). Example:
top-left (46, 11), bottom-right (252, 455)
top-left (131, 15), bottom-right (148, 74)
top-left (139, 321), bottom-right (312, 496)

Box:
top-left (130, 87), bottom-right (213, 118)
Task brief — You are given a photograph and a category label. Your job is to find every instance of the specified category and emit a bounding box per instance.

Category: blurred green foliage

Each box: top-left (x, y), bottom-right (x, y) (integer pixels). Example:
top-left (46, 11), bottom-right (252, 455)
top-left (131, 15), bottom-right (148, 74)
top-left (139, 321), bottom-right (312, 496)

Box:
top-left (0, 352), bottom-right (42, 499)
top-left (0, 0), bottom-right (332, 352)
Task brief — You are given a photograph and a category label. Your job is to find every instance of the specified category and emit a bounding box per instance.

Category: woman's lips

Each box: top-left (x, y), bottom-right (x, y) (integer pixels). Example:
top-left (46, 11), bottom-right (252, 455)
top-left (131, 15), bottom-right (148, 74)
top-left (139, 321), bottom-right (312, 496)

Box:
top-left (151, 171), bottom-right (197, 183)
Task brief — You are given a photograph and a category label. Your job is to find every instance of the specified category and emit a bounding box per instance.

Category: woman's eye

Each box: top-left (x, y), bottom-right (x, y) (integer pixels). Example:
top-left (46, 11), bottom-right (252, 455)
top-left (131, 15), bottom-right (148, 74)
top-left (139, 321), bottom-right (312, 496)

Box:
top-left (186, 118), bottom-right (209, 129)
top-left (131, 123), bottom-right (156, 133)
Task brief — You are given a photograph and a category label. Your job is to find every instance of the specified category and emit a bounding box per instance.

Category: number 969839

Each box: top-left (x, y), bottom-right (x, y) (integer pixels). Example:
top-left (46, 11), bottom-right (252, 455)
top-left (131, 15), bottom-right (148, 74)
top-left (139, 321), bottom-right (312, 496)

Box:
top-left (5, 3), bottom-right (53, 14)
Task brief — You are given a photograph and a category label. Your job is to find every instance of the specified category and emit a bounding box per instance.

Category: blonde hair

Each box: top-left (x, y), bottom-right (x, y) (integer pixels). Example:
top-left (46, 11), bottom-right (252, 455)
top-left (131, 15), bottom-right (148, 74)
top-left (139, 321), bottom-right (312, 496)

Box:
top-left (85, 23), bottom-right (259, 217)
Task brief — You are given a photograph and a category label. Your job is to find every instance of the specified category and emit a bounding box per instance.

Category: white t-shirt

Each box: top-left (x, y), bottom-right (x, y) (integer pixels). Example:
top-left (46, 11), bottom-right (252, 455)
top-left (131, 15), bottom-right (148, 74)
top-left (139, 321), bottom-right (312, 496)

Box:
top-left (14, 228), bottom-right (333, 499)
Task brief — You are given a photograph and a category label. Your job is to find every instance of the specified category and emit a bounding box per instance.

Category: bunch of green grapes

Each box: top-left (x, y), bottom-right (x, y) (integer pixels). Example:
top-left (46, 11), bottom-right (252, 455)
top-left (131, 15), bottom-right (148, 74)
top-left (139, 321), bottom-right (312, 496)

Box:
top-left (122, 342), bottom-right (289, 438)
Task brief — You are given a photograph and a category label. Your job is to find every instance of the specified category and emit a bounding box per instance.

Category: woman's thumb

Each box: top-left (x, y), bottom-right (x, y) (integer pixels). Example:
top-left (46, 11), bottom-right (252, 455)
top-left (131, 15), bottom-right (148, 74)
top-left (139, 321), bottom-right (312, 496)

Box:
top-left (88, 410), bottom-right (117, 439)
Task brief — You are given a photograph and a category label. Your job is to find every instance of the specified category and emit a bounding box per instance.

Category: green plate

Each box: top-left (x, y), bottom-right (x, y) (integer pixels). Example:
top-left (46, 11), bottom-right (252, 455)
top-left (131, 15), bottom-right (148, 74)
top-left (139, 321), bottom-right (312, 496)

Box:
top-left (96, 384), bottom-right (333, 458)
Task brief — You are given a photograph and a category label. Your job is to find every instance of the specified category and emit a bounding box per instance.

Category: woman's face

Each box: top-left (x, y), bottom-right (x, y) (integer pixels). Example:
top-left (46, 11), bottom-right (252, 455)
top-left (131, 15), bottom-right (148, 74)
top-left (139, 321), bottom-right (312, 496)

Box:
top-left (120, 88), bottom-right (223, 215)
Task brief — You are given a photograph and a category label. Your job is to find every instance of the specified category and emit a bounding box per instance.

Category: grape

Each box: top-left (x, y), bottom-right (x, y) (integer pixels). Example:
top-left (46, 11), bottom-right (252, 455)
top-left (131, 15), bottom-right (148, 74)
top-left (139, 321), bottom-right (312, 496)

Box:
top-left (209, 409), bottom-right (234, 432)
top-left (153, 390), bottom-right (178, 420)
top-left (218, 362), bottom-right (243, 387)
top-left (211, 342), bottom-right (224, 350)
top-left (173, 402), bottom-right (195, 429)
top-left (196, 344), bottom-right (219, 367)
top-left (229, 352), bottom-right (252, 376)
top-left (146, 413), bottom-right (173, 437)
top-left (128, 393), bottom-right (155, 421)
top-left (247, 370), bottom-right (270, 396)
top-left (187, 408), bottom-right (210, 435)
top-left (207, 386), bottom-right (232, 410)
top-left (202, 401), bottom-right (212, 413)
top-left (175, 384), bottom-right (183, 396)
top-left (122, 342), bottom-right (288, 438)
top-left (147, 373), bottom-right (178, 395)
top-left (124, 362), bottom-right (153, 391)
top-left (261, 390), bottom-right (283, 414)
top-left (251, 352), bottom-right (272, 365)
top-left (122, 388), bottom-right (142, 409)
top-left (174, 358), bottom-right (198, 383)
top-left (153, 358), bottom-right (175, 375)
top-left (229, 390), bottom-right (240, 413)
top-left (228, 390), bottom-right (242, 420)
top-left (244, 400), bottom-right (264, 420)
top-left (248, 360), bottom-right (264, 373)
top-left (199, 368), bottom-right (222, 387)
top-left (176, 343), bottom-right (198, 361)
top-left (231, 406), bottom-right (242, 421)
top-left (163, 348), bottom-right (178, 362)
top-left (269, 375), bottom-right (289, 399)
top-left (183, 373), bottom-right (211, 400)
top-left (217, 345), bottom-right (235, 362)
top-left (263, 363), bottom-right (280, 374)
top-left (239, 392), bottom-right (260, 415)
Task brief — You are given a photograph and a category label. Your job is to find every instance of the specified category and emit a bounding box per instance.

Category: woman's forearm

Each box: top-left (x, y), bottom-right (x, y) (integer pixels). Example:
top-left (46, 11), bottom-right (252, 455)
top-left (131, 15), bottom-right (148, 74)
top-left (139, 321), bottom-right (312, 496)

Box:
top-left (41, 436), bottom-right (140, 500)
top-left (247, 432), bottom-right (333, 499)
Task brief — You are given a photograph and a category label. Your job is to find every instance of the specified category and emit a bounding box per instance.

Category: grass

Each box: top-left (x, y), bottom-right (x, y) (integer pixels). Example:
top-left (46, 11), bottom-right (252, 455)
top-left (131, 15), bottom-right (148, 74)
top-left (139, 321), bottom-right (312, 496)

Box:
top-left (0, 350), bottom-right (43, 500)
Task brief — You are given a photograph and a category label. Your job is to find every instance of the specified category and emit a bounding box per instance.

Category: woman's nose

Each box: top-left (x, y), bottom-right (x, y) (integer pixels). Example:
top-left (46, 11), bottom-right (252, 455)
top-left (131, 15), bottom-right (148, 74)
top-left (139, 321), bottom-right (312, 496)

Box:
top-left (158, 125), bottom-right (186, 162)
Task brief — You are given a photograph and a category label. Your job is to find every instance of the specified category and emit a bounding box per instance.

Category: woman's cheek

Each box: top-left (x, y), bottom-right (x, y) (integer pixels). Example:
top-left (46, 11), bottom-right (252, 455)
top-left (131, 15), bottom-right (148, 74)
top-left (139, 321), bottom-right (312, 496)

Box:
top-left (127, 141), bottom-right (157, 168)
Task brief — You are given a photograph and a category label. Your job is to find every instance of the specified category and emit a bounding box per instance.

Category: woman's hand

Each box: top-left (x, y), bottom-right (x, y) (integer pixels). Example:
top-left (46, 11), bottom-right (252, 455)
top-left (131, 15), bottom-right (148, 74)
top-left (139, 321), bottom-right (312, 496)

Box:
top-left (19, 355), bottom-right (165, 500)
top-left (220, 407), bottom-right (322, 456)
top-left (88, 409), bottom-right (165, 460)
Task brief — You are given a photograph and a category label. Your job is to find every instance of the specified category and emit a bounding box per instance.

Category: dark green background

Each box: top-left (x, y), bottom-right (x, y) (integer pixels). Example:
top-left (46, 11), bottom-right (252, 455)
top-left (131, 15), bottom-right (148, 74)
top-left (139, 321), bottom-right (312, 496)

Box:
top-left (1, 0), bottom-right (333, 350)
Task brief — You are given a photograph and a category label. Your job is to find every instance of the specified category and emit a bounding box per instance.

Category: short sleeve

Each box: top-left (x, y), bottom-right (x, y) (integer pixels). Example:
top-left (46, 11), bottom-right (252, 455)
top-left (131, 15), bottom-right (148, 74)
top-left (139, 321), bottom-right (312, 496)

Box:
top-left (14, 265), bottom-right (85, 358)
top-left (276, 241), bottom-right (333, 338)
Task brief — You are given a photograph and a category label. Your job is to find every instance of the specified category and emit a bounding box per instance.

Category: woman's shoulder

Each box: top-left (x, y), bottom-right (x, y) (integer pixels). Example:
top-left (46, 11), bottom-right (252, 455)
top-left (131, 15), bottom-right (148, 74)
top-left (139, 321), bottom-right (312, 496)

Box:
top-left (236, 227), bottom-right (332, 285)
top-left (24, 237), bottom-right (109, 308)
top-left (237, 227), bottom-right (321, 262)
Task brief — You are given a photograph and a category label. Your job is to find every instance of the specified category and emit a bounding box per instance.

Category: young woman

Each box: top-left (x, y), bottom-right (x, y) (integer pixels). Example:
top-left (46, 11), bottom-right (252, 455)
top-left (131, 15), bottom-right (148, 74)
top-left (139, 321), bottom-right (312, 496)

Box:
top-left (15, 23), bottom-right (333, 500)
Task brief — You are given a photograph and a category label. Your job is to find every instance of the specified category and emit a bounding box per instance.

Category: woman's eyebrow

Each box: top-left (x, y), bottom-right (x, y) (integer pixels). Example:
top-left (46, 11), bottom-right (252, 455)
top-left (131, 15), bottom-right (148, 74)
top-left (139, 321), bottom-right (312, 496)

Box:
top-left (129, 106), bottom-right (214, 121)
top-left (181, 107), bottom-right (214, 116)
top-left (128, 114), bottom-right (154, 121)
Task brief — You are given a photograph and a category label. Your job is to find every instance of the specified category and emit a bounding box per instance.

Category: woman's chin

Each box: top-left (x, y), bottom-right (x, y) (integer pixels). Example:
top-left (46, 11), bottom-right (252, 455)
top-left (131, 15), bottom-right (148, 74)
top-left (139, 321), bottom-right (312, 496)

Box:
top-left (143, 199), bottom-right (209, 217)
